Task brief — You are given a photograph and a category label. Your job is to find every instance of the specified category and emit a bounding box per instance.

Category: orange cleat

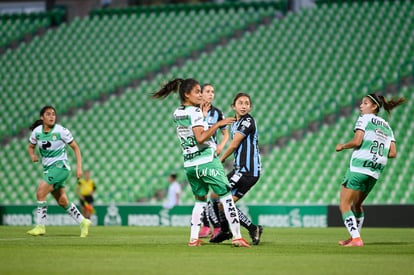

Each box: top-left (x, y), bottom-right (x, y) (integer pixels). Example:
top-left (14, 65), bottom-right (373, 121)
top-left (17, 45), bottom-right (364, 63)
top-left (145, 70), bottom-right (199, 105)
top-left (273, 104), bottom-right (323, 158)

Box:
top-left (338, 238), bottom-right (352, 246)
top-left (188, 239), bottom-right (203, 247)
top-left (343, 237), bottom-right (364, 247)
top-left (232, 238), bottom-right (251, 248)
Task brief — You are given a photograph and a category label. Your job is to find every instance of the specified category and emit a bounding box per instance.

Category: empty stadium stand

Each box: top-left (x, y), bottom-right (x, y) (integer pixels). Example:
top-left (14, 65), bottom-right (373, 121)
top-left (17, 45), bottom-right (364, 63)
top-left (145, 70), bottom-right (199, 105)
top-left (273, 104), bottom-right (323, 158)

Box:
top-left (0, 1), bottom-right (413, 205)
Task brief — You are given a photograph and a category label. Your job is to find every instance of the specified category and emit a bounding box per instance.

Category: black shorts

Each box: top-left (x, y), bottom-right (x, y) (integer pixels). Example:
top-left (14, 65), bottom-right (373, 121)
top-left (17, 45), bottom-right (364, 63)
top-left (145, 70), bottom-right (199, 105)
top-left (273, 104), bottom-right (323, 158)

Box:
top-left (227, 170), bottom-right (259, 200)
top-left (80, 195), bottom-right (94, 206)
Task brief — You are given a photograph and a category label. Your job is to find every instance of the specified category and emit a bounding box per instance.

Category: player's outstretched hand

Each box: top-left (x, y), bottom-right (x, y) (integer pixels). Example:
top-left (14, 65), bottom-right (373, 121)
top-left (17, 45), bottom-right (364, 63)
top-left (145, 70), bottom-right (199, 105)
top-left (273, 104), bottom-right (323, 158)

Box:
top-left (220, 117), bottom-right (236, 126)
top-left (335, 144), bottom-right (344, 152)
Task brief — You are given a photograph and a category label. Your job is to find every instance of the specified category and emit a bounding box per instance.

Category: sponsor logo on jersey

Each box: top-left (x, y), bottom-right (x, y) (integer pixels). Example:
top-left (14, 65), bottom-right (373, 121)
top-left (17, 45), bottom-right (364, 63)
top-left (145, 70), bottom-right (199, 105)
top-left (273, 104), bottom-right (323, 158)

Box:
top-left (371, 117), bottom-right (390, 129)
top-left (174, 115), bottom-right (189, 120)
top-left (375, 129), bottom-right (388, 139)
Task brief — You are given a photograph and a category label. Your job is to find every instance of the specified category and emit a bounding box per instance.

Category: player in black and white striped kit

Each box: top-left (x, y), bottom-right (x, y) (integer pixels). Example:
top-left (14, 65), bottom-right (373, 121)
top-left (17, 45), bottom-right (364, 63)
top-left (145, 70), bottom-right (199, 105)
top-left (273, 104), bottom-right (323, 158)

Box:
top-left (210, 93), bottom-right (263, 245)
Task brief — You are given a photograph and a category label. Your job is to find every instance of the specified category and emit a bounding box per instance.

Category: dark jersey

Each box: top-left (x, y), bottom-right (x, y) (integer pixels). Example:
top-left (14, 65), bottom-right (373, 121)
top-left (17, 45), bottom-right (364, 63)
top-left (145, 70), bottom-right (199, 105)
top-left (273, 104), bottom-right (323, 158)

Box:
top-left (231, 114), bottom-right (261, 177)
top-left (205, 105), bottom-right (227, 144)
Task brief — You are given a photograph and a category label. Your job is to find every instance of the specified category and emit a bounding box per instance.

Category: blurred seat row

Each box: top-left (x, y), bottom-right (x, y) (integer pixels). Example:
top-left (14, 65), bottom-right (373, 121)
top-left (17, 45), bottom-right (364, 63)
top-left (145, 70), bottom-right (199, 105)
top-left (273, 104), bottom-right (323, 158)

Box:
top-left (1, 1), bottom-right (413, 205)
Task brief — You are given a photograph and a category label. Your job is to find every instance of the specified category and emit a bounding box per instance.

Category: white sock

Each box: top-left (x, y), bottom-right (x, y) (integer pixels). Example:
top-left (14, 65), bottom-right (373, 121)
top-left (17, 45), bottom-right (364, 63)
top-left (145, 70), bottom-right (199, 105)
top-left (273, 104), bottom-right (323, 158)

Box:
top-left (220, 194), bottom-right (241, 239)
top-left (65, 202), bottom-right (84, 224)
top-left (190, 201), bottom-right (207, 240)
top-left (37, 201), bottom-right (47, 226)
top-left (342, 211), bottom-right (360, 239)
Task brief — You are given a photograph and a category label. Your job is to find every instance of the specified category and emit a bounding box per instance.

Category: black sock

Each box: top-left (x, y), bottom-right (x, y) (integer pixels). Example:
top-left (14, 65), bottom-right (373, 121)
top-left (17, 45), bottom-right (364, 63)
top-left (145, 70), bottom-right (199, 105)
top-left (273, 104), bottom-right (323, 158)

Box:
top-left (218, 209), bottom-right (230, 232)
top-left (208, 200), bottom-right (220, 228)
top-left (201, 209), bottom-right (209, 227)
top-left (237, 206), bottom-right (256, 232)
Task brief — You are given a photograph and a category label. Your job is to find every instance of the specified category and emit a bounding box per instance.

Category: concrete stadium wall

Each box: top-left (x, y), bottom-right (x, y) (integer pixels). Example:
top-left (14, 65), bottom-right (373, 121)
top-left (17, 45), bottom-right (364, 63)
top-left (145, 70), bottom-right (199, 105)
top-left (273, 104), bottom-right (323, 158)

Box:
top-left (2, 204), bottom-right (413, 227)
top-left (327, 205), bottom-right (414, 227)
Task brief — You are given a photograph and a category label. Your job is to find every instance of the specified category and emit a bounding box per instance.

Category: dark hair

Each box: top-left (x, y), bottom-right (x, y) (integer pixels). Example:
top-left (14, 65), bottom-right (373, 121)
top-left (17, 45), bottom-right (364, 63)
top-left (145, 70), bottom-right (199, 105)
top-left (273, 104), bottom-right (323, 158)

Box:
top-left (29, 105), bottom-right (56, 131)
top-left (152, 78), bottom-right (199, 103)
top-left (232, 92), bottom-right (252, 107)
top-left (170, 173), bottom-right (177, 180)
top-left (201, 83), bottom-right (214, 93)
top-left (367, 93), bottom-right (406, 116)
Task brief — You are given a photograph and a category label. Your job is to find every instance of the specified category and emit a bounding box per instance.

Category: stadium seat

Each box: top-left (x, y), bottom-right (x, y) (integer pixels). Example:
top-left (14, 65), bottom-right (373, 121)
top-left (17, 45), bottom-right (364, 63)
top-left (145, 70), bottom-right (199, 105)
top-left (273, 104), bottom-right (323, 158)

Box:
top-left (1, 1), bottom-right (413, 204)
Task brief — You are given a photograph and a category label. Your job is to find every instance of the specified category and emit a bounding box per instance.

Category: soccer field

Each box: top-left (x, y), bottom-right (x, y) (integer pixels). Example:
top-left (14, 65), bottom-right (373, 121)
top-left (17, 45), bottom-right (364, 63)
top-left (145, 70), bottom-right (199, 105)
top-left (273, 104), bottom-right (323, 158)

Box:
top-left (0, 226), bottom-right (413, 275)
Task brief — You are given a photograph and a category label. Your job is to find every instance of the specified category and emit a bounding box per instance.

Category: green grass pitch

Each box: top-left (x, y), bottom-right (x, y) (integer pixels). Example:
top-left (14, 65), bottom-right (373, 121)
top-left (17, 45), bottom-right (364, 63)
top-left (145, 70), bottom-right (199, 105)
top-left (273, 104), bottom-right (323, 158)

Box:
top-left (0, 226), bottom-right (413, 274)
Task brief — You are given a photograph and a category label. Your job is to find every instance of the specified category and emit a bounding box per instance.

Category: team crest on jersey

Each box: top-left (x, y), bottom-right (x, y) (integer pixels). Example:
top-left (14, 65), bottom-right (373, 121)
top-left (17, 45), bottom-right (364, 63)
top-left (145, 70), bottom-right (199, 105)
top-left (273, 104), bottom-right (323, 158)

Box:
top-left (241, 119), bottom-right (251, 128)
top-left (52, 134), bottom-right (57, 141)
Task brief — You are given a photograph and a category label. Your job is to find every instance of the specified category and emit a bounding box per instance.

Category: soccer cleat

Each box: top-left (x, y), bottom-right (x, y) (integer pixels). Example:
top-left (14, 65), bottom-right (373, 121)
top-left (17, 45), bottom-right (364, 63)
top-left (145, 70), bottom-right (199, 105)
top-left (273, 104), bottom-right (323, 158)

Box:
top-left (249, 225), bottom-right (263, 245)
top-left (212, 227), bottom-right (220, 237)
top-left (209, 231), bottom-right (232, 243)
top-left (188, 239), bottom-right (203, 247)
top-left (80, 218), bottom-right (92, 237)
top-left (85, 203), bottom-right (94, 213)
top-left (338, 238), bottom-right (352, 246)
top-left (232, 238), bottom-right (251, 248)
top-left (27, 225), bottom-right (45, 236)
top-left (343, 237), bottom-right (364, 247)
top-left (199, 226), bottom-right (211, 238)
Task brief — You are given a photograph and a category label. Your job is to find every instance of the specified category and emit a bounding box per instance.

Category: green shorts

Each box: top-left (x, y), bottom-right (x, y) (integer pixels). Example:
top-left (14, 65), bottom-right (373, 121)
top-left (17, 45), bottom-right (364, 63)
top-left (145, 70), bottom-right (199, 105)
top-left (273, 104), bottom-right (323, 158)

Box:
top-left (342, 169), bottom-right (377, 195)
top-left (184, 157), bottom-right (231, 198)
top-left (43, 160), bottom-right (70, 190)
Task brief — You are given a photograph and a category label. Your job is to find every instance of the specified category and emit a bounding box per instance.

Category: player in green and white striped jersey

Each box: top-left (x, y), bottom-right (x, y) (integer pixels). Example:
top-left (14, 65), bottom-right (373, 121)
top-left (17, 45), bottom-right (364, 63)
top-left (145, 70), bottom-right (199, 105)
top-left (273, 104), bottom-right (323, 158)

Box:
top-left (152, 78), bottom-right (250, 247)
top-left (27, 106), bottom-right (91, 237)
top-left (336, 93), bottom-right (406, 246)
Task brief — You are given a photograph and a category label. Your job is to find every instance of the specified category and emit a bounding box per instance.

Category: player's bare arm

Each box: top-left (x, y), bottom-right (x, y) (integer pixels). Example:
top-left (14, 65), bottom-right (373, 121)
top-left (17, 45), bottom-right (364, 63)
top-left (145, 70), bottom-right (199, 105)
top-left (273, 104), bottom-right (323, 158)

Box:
top-left (220, 132), bottom-right (244, 163)
top-left (388, 141), bottom-right (397, 158)
top-left (28, 143), bottom-right (38, 162)
top-left (193, 117), bottom-right (235, 144)
top-left (69, 140), bottom-right (83, 179)
top-left (336, 129), bottom-right (364, 151)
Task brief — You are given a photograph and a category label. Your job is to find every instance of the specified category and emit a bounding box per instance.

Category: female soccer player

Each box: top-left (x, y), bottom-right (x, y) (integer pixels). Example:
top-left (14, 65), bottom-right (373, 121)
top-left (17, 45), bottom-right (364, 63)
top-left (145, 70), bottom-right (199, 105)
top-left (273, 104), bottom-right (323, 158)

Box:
top-left (201, 83), bottom-right (229, 155)
top-left (152, 78), bottom-right (250, 247)
top-left (336, 93), bottom-right (405, 246)
top-left (199, 83), bottom-right (229, 238)
top-left (210, 93), bottom-right (263, 245)
top-left (27, 106), bottom-right (91, 237)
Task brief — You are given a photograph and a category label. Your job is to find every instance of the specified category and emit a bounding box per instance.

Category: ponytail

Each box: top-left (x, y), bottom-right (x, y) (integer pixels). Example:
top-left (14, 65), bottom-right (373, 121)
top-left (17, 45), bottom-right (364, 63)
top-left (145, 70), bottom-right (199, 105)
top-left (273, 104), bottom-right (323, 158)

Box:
top-left (152, 78), bottom-right (199, 103)
top-left (152, 78), bottom-right (183, 99)
top-left (378, 95), bottom-right (406, 116)
top-left (29, 120), bottom-right (43, 131)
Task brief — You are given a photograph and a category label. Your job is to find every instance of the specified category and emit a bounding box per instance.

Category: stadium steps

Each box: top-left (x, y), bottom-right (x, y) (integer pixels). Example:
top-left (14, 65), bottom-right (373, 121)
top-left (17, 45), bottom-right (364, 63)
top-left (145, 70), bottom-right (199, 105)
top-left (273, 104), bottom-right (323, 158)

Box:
top-left (0, 9), bottom-right (66, 54)
top-left (243, 85), bottom-right (414, 205)
top-left (0, 2), bottom-right (285, 146)
top-left (1, 1), bottom-right (413, 204)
